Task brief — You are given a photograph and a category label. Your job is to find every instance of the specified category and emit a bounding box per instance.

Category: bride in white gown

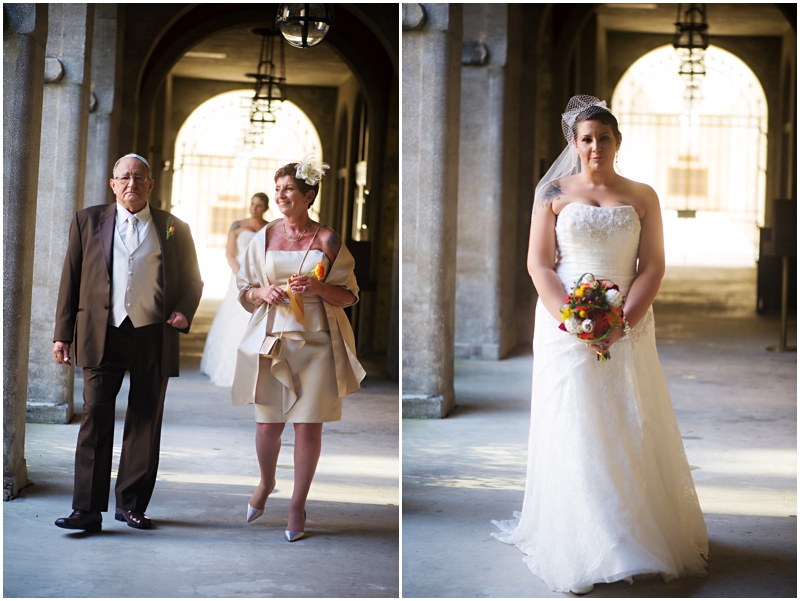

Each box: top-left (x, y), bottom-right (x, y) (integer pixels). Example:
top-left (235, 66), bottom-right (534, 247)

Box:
top-left (201, 193), bottom-right (269, 387)
top-left (491, 96), bottom-right (708, 594)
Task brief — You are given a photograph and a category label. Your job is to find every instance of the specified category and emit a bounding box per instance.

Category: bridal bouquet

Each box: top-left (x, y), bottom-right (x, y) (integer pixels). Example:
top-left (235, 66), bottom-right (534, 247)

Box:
top-left (559, 273), bottom-right (624, 362)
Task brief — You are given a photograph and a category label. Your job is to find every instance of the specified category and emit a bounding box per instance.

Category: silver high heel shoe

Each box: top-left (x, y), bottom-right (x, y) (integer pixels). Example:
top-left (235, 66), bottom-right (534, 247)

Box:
top-left (246, 479), bottom-right (276, 523)
top-left (284, 510), bottom-right (307, 542)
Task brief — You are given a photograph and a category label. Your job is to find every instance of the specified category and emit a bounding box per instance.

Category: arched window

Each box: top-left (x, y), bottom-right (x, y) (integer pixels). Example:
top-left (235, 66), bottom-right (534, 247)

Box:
top-left (171, 91), bottom-right (322, 297)
top-left (613, 45), bottom-right (767, 266)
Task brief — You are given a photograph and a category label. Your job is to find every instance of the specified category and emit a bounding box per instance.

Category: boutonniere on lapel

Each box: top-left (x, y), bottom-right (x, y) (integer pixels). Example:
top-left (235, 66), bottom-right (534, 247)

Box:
top-left (166, 216), bottom-right (176, 240)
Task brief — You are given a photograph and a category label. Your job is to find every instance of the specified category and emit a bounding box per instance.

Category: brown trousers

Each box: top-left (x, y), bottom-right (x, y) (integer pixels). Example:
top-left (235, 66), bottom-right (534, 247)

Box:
top-left (72, 317), bottom-right (168, 513)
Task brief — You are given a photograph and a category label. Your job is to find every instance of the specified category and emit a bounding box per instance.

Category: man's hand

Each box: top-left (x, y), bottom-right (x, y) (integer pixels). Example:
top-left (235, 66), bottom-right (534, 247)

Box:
top-left (53, 341), bottom-right (72, 365)
top-left (166, 311), bottom-right (188, 329)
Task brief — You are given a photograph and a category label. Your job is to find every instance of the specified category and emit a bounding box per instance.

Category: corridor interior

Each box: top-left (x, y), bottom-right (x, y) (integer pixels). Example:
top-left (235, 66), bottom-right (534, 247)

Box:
top-left (3, 299), bottom-right (400, 598)
top-left (402, 265), bottom-right (796, 598)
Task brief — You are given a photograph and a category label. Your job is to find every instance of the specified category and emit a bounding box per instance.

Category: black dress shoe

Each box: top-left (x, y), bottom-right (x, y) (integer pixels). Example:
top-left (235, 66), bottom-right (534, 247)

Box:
top-left (114, 508), bottom-right (153, 529)
top-left (55, 509), bottom-right (102, 532)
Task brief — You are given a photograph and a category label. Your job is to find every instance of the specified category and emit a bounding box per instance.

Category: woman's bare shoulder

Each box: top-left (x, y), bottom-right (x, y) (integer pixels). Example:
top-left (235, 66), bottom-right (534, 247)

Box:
top-left (534, 175), bottom-right (583, 215)
top-left (318, 225), bottom-right (342, 255)
top-left (614, 175), bottom-right (652, 195)
top-left (626, 179), bottom-right (659, 205)
top-left (617, 177), bottom-right (660, 217)
top-left (535, 177), bottom-right (569, 214)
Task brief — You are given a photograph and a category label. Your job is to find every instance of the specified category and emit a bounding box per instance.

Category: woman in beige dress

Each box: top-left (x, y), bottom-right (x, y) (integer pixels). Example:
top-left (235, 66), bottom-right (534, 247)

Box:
top-left (232, 158), bottom-right (365, 541)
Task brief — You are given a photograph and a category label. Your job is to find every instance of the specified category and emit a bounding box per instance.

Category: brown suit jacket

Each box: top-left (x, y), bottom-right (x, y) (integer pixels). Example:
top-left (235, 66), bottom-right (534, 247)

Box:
top-left (54, 202), bottom-right (203, 377)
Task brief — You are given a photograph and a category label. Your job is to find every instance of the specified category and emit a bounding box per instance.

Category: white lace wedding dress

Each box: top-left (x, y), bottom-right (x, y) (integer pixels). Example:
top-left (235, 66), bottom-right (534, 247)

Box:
top-left (492, 204), bottom-right (708, 592)
top-left (200, 229), bottom-right (257, 387)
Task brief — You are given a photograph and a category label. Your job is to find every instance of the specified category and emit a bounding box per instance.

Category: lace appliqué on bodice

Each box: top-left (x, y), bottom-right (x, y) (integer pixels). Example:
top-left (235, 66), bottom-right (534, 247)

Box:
top-left (555, 205), bottom-right (642, 296)
top-left (556, 204), bottom-right (641, 241)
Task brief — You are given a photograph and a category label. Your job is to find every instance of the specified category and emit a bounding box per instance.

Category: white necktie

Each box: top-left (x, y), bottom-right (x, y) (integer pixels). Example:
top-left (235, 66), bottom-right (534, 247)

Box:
top-left (126, 215), bottom-right (140, 251)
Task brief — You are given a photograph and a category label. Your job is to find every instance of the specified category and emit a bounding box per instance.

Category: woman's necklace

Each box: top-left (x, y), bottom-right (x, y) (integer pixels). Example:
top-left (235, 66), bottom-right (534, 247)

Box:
top-left (283, 219), bottom-right (311, 242)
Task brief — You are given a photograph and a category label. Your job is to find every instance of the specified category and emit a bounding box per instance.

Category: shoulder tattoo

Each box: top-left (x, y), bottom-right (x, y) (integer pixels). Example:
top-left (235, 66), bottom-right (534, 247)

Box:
top-left (322, 228), bottom-right (342, 255)
top-left (533, 181), bottom-right (563, 214)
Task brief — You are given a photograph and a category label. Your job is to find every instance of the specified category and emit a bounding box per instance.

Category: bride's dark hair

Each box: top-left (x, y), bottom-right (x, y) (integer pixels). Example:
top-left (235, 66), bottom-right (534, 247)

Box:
top-left (572, 108), bottom-right (621, 145)
top-left (251, 192), bottom-right (269, 209)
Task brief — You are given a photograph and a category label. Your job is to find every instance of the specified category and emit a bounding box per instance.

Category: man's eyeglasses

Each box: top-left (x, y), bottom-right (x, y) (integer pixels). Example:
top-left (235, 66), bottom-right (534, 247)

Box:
top-left (114, 174), bottom-right (150, 185)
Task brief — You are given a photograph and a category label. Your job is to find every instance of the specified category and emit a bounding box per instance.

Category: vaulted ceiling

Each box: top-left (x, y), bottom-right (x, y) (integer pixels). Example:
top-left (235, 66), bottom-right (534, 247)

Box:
top-left (597, 3), bottom-right (792, 36)
top-left (171, 25), bottom-right (353, 87)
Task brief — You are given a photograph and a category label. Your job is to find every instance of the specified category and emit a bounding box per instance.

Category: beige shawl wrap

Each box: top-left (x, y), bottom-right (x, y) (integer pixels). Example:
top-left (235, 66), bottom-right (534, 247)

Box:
top-left (230, 222), bottom-right (365, 410)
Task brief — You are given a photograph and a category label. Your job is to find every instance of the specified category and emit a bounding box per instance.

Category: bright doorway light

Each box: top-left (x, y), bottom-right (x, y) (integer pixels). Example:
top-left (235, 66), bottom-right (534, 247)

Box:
top-left (612, 45), bottom-right (767, 266)
top-left (171, 91), bottom-right (322, 298)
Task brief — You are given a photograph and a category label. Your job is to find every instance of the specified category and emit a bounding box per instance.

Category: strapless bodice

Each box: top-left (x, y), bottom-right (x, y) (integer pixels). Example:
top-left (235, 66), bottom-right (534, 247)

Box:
top-left (555, 204), bottom-right (641, 295)
top-left (236, 229), bottom-right (256, 262)
top-left (265, 249), bottom-right (330, 332)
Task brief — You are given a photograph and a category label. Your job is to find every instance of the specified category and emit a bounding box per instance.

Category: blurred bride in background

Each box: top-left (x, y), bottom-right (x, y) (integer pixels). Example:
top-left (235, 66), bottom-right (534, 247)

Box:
top-left (201, 193), bottom-right (269, 387)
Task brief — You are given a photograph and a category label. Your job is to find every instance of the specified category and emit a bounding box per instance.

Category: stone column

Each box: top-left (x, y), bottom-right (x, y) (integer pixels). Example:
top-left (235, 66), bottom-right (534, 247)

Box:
top-left (401, 4), bottom-right (462, 418)
top-left (27, 4), bottom-right (94, 425)
top-left (151, 75), bottom-right (173, 211)
top-left (84, 4), bottom-right (121, 208)
top-left (3, 3), bottom-right (49, 500)
top-left (454, 4), bottom-right (522, 361)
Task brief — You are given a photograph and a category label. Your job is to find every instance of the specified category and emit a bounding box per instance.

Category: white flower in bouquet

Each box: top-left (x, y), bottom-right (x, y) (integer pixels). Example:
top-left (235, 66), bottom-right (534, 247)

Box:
top-left (581, 319), bottom-right (594, 333)
top-left (565, 317), bottom-right (582, 335)
top-left (606, 289), bottom-right (623, 308)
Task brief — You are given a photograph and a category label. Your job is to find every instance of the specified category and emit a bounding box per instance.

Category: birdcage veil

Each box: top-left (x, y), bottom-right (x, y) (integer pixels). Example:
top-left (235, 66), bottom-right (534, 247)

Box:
top-left (534, 95), bottom-right (616, 201)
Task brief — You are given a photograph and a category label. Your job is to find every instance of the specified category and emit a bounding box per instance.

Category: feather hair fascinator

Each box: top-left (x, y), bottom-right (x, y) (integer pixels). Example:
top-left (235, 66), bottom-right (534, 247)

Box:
top-left (295, 154), bottom-right (330, 186)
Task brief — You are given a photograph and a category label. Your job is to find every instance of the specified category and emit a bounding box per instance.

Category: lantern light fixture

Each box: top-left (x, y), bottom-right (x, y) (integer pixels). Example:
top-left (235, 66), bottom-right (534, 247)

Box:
top-left (672, 4), bottom-right (709, 110)
top-left (276, 4), bottom-right (333, 49)
top-left (245, 27), bottom-right (286, 143)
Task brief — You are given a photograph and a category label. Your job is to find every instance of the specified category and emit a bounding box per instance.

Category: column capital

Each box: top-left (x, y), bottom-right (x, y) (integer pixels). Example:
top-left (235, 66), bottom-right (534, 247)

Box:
top-left (44, 57), bottom-right (64, 83)
top-left (402, 4), bottom-right (426, 31)
top-left (462, 42), bottom-right (490, 66)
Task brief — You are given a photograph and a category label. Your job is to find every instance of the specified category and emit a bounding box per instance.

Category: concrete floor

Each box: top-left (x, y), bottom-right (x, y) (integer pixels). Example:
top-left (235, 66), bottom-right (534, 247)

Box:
top-left (3, 300), bottom-right (399, 598)
top-left (403, 267), bottom-right (797, 598)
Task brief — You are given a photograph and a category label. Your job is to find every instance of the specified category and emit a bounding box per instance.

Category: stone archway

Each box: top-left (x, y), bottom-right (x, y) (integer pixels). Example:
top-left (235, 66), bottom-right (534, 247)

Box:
top-left (127, 4), bottom-right (398, 358)
top-left (612, 44), bottom-right (768, 266)
top-left (170, 92), bottom-right (323, 299)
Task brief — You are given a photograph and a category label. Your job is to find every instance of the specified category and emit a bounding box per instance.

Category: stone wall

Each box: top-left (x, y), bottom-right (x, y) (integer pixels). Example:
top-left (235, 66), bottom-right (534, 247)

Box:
top-left (26, 4), bottom-right (95, 425)
top-left (3, 3), bottom-right (49, 499)
top-left (454, 4), bottom-right (522, 361)
top-left (401, 4), bottom-right (462, 417)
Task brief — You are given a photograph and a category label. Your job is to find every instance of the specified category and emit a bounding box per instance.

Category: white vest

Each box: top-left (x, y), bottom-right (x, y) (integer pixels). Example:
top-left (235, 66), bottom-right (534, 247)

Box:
top-left (109, 219), bottom-right (164, 327)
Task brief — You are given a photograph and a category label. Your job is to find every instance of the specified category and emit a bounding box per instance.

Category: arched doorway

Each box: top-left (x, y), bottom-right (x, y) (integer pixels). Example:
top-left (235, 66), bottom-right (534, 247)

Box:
top-left (170, 91), bottom-right (322, 298)
top-left (612, 45), bottom-right (768, 266)
top-left (129, 4), bottom-right (398, 359)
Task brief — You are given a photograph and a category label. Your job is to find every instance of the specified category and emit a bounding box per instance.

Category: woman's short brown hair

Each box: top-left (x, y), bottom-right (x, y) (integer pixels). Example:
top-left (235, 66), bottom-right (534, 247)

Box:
top-left (274, 163), bottom-right (320, 206)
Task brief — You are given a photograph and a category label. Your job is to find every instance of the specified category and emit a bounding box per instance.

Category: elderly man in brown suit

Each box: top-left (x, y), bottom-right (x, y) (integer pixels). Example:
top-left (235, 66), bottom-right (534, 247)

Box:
top-left (53, 154), bottom-right (203, 532)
